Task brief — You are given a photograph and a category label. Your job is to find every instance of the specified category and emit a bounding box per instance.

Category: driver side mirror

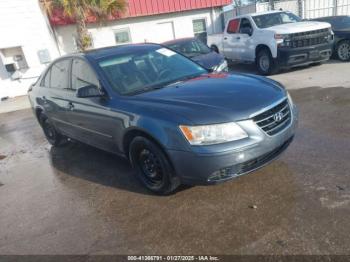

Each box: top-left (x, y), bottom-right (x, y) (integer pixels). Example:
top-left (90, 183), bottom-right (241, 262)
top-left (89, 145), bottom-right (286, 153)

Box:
top-left (76, 84), bottom-right (104, 98)
top-left (241, 27), bottom-right (253, 36)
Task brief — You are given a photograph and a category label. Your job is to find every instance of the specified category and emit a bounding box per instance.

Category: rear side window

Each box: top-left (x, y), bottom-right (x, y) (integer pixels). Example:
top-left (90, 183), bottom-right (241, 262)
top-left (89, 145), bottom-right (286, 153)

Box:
top-left (227, 19), bottom-right (240, 34)
top-left (50, 59), bottom-right (70, 89)
top-left (41, 69), bottom-right (51, 87)
top-left (71, 59), bottom-right (99, 90)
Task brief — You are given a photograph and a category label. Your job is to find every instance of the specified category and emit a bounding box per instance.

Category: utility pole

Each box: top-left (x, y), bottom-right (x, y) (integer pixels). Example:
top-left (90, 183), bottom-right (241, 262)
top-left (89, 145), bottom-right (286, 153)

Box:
top-left (333, 0), bottom-right (338, 16)
top-left (297, 0), bottom-right (303, 18)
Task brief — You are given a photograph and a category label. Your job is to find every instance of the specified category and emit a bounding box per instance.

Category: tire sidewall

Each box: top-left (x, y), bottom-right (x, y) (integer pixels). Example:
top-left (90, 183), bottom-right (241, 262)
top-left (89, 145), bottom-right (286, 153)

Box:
top-left (129, 136), bottom-right (178, 194)
top-left (257, 49), bottom-right (275, 75)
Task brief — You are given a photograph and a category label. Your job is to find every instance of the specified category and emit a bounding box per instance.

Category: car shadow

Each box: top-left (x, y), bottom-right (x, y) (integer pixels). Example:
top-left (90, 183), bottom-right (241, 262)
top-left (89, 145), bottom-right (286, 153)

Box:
top-left (49, 141), bottom-right (190, 196)
top-left (228, 58), bottom-right (343, 75)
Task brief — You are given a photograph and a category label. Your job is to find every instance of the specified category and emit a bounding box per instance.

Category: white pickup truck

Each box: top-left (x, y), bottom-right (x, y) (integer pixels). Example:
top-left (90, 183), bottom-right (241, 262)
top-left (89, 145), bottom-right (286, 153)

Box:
top-left (207, 10), bottom-right (334, 75)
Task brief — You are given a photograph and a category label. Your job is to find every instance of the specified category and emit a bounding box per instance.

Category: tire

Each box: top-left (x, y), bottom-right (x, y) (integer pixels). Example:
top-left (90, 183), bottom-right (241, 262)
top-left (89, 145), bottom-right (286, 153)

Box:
top-left (129, 136), bottom-right (180, 195)
top-left (39, 114), bottom-right (65, 147)
top-left (336, 40), bottom-right (350, 61)
top-left (256, 48), bottom-right (278, 75)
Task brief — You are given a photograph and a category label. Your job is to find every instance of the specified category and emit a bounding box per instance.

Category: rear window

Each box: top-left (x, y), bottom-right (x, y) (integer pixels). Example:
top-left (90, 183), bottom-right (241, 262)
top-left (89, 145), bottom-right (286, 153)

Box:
top-left (227, 19), bottom-right (240, 34)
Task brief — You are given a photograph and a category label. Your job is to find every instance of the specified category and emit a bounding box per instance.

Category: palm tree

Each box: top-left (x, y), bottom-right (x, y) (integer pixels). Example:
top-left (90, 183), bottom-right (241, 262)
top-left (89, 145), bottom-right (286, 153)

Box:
top-left (40, 0), bottom-right (126, 51)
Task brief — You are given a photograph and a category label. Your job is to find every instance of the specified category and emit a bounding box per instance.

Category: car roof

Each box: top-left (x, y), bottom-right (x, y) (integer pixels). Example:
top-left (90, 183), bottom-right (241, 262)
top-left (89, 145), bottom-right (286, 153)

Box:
top-left (310, 15), bottom-right (349, 20)
top-left (237, 10), bottom-right (285, 18)
top-left (162, 37), bottom-right (196, 45)
top-left (80, 43), bottom-right (162, 60)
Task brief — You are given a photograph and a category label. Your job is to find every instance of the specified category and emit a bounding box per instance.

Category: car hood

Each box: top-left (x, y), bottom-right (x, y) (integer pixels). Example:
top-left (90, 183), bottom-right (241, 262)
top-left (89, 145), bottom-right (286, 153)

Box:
top-left (190, 51), bottom-right (225, 69)
top-left (132, 73), bottom-right (287, 125)
top-left (268, 21), bottom-right (331, 34)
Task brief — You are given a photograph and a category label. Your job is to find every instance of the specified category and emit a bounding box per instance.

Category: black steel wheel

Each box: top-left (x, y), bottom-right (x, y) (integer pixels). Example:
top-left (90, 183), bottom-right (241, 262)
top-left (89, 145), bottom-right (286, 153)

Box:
top-left (256, 48), bottom-right (278, 75)
top-left (336, 40), bottom-right (350, 61)
top-left (39, 114), bottom-right (64, 146)
top-left (129, 136), bottom-right (180, 195)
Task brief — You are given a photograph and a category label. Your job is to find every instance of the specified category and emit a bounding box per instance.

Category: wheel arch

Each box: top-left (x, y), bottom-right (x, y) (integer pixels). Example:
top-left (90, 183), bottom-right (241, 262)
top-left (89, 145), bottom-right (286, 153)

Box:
top-left (123, 128), bottom-right (170, 161)
top-left (210, 44), bottom-right (219, 53)
top-left (255, 44), bottom-right (272, 61)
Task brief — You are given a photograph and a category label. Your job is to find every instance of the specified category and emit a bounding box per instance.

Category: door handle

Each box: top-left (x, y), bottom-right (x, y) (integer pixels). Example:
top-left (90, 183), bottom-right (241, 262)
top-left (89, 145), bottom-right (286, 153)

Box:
top-left (236, 37), bottom-right (241, 40)
top-left (224, 37), bottom-right (228, 40)
top-left (67, 102), bottom-right (74, 111)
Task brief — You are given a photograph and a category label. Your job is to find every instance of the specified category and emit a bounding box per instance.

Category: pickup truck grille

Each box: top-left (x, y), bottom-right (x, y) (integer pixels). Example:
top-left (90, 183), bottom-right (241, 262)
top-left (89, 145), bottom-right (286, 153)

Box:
top-left (290, 28), bottom-right (330, 48)
top-left (253, 99), bottom-right (291, 136)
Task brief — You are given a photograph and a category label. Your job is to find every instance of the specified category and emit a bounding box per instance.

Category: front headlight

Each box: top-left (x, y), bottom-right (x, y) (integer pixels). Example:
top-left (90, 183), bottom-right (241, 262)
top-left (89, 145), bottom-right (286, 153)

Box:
top-left (213, 60), bottom-right (228, 72)
top-left (179, 122), bottom-right (248, 145)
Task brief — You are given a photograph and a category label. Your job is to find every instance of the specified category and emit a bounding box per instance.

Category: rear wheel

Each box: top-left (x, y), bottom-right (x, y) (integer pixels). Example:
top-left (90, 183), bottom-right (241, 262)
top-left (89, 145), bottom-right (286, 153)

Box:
top-left (256, 48), bottom-right (278, 75)
top-left (336, 40), bottom-right (350, 61)
top-left (129, 136), bottom-right (180, 195)
top-left (39, 114), bottom-right (65, 147)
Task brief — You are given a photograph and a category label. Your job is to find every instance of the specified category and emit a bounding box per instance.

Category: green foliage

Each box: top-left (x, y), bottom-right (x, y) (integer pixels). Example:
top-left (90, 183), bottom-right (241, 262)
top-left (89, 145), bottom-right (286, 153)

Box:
top-left (40, 0), bottom-right (126, 50)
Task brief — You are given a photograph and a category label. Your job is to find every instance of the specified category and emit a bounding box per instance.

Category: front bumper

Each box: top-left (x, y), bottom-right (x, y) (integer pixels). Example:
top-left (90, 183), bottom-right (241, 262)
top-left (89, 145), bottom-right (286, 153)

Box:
top-left (276, 43), bottom-right (333, 69)
top-left (167, 103), bottom-right (298, 185)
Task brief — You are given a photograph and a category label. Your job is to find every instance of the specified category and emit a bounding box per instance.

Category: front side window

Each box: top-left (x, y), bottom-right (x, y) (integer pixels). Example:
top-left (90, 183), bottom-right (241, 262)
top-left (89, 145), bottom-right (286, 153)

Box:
top-left (253, 12), bottom-right (301, 29)
top-left (98, 46), bottom-right (206, 95)
top-left (71, 59), bottom-right (99, 90)
top-left (114, 28), bottom-right (131, 45)
top-left (168, 39), bottom-right (211, 58)
top-left (50, 59), bottom-right (70, 89)
top-left (239, 18), bottom-right (253, 33)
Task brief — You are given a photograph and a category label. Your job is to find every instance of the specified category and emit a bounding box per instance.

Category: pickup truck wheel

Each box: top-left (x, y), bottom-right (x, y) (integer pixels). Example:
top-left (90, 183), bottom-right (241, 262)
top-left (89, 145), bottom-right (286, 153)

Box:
top-left (129, 137), bottom-right (181, 195)
top-left (256, 49), bottom-right (278, 75)
top-left (39, 114), bottom-right (66, 147)
top-left (336, 40), bottom-right (350, 61)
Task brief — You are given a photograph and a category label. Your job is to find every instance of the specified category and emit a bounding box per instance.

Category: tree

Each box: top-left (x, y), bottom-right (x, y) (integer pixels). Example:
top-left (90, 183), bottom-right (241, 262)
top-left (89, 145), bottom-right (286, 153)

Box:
top-left (40, 0), bottom-right (126, 51)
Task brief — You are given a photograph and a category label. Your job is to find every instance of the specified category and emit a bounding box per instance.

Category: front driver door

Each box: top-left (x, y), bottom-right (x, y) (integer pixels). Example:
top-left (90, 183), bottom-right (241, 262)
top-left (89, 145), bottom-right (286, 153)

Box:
top-left (236, 18), bottom-right (255, 62)
top-left (64, 58), bottom-right (118, 153)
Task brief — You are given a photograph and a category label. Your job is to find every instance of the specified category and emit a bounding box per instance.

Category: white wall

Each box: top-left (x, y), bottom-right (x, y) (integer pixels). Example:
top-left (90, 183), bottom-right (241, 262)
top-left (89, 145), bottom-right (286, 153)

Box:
top-left (54, 8), bottom-right (223, 54)
top-left (0, 0), bottom-right (60, 98)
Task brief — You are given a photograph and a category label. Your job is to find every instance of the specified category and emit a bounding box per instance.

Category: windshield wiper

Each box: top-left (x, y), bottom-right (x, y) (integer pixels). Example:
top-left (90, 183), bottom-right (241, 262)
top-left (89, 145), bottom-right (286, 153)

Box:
top-left (126, 73), bottom-right (205, 95)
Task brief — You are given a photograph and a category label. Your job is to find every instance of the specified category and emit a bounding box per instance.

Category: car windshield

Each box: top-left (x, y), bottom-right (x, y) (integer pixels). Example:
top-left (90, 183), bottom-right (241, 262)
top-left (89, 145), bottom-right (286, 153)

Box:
top-left (167, 39), bottom-right (212, 58)
top-left (253, 12), bottom-right (302, 29)
top-left (98, 46), bottom-right (207, 95)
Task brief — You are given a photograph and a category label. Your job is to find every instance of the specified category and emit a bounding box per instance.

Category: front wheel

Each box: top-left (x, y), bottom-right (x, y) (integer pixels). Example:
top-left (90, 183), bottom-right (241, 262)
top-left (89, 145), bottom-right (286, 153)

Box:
top-left (256, 49), bottom-right (278, 75)
top-left (336, 40), bottom-right (350, 61)
top-left (129, 137), bottom-right (180, 195)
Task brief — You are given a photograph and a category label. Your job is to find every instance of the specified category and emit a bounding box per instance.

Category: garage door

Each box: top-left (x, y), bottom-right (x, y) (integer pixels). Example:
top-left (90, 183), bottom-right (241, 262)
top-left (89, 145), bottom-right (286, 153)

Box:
top-left (154, 22), bottom-right (175, 43)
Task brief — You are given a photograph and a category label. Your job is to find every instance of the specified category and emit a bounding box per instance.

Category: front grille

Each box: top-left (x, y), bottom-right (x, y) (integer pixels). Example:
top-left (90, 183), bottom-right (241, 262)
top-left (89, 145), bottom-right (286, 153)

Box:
top-left (290, 28), bottom-right (330, 48)
top-left (253, 99), bottom-right (291, 136)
